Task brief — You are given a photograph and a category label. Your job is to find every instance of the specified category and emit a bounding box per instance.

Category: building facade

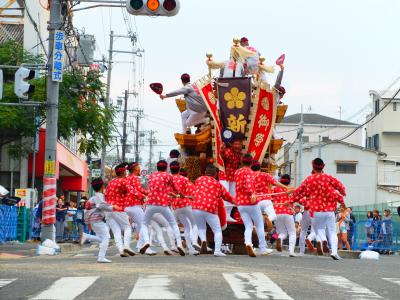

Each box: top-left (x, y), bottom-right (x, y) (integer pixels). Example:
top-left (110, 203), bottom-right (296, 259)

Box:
top-left (276, 113), bottom-right (362, 181)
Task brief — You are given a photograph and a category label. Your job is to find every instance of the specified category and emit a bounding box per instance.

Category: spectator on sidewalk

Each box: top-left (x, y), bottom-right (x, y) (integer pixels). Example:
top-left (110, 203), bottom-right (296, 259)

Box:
top-left (336, 207), bottom-right (351, 250)
top-left (372, 209), bottom-right (381, 241)
top-left (347, 207), bottom-right (356, 247)
top-left (76, 198), bottom-right (87, 238)
top-left (379, 209), bottom-right (392, 254)
top-left (55, 198), bottom-right (67, 242)
top-left (366, 211), bottom-right (374, 244)
top-left (65, 201), bottom-right (78, 241)
top-left (294, 205), bottom-right (302, 223)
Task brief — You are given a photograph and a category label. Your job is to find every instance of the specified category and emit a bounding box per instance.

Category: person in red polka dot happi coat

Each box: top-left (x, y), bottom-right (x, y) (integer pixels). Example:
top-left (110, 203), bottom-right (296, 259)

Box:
top-left (125, 162), bottom-right (148, 253)
top-left (139, 160), bottom-right (186, 256)
top-left (251, 161), bottom-right (292, 231)
top-left (105, 163), bottom-right (138, 257)
top-left (292, 158), bottom-right (346, 260)
top-left (272, 174), bottom-right (297, 257)
top-left (192, 164), bottom-right (235, 257)
top-left (234, 154), bottom-right (274, 257)
top-left (170, 161), bottom-right (199, 256)
top-left (219, 139), bottom-right (243, 223)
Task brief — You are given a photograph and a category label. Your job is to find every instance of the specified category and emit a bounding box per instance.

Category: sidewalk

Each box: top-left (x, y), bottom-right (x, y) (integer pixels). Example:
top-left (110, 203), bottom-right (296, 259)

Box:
top-left (0, 241), bottom-right (40, 258)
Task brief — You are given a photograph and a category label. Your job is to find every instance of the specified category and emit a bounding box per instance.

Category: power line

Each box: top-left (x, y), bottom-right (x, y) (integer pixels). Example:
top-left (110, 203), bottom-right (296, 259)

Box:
top-left (21, 0), bottom-right (48, 58)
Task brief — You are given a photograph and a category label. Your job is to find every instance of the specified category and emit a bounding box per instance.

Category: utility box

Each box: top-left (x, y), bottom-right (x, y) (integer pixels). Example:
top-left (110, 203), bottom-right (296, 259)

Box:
top-left (76, 34), bottom-right (96, 65)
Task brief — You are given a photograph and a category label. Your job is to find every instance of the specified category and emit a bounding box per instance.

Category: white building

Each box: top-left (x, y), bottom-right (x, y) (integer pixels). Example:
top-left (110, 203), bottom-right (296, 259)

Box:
top-left (366, 90), bottom-right (400, 160)
top-left (294, 141), bottom-right (400, 209)
top-left (276, 113), bottom-right (362, 146)
top-left (276, 113), bottom-right (362, 181)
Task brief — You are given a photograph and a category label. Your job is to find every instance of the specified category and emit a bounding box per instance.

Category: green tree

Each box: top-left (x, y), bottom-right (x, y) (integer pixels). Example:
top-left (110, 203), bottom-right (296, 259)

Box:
top-left (0, 40), bottom-right (115, 157)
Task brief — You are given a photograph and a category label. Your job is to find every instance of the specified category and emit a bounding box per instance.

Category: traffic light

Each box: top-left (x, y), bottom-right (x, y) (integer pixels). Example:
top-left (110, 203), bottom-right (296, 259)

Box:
top-left (14, 67), bottom-right (35, 99)
top-left (126, 0), bottom-right (180, 16)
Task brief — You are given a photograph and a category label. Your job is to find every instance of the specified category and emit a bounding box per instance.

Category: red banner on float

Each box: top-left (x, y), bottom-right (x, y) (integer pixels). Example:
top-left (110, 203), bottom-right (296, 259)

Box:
top-left (245, 85), bottom-right (277, 162)
top-left (194, 76), bottom-right (225, 171)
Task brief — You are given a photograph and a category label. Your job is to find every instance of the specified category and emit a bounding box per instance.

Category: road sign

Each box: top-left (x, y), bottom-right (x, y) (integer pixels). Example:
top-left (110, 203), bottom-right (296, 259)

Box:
top-left (140, 169), bottom-right (148, 177)
top-left (91, 169), bottom-right (101, 178)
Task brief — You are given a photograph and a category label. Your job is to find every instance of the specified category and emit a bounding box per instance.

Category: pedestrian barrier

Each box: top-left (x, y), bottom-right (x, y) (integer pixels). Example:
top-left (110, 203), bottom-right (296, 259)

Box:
top-left (17, 206), bottom-right (31, 242)
top-left (0, 204), bottom-right (18, 242)
top-left (353, 220), bottom-right (399, 253)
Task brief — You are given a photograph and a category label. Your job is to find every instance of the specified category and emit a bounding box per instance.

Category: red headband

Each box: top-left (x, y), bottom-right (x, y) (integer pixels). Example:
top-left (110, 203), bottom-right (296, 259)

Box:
top-left (312, 162), bottom-right (325, 170)
top-left (91, 178), bottom-right (104, 186)
top-left (280, 178), bottom-right (290, 184)
top-left (157, 162), bottom-right (168, 167)
top-left (179, 171), bottom-right (188, 176)
top-left (170, 165), bottom-right (180, 170)
top-left (115, 166), bottom-right (126, 173)
top-left (127, 163), bottom-right (138, 171)
top-left (242, 156), bottom-right (253, 164)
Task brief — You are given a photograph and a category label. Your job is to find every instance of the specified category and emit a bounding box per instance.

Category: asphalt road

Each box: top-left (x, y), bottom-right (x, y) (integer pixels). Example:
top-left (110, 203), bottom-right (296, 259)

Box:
top-left (0, 244), bottom-right (399, 300)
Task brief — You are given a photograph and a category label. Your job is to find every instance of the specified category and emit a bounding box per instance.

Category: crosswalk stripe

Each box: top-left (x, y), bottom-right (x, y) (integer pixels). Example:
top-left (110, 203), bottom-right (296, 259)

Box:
top-left (314, 275), bottom-right (383, 299)
top-left (128, 275), bottom-right (180, 299)
top-left (223, 272), bottom-right (293, 299)
top-left (0, 278), bottom-right (17, 288)
top-left (31, 276), bottom-right (99, 300)
top-left (382, 278), bottom-right (400, 286)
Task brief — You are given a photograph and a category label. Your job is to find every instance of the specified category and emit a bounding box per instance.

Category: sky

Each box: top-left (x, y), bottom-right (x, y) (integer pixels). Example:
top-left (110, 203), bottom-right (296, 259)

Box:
top-left (73, 0), bottom-right (400, 166)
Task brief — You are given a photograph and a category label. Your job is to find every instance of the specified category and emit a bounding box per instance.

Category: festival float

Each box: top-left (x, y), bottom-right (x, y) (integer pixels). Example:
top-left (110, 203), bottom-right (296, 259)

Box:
top-left (151, 37), bottom-right (288, 253)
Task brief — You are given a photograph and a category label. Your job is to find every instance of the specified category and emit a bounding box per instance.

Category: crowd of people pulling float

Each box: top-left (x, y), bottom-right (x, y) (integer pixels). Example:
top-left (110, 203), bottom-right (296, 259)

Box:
top-left (81, 37), bottom-right (347, 263)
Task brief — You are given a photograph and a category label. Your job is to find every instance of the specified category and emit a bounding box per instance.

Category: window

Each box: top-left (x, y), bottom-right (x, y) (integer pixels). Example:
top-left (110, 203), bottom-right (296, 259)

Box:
top-left (367, 137), bottom-right (372, 149)
top-left (374, 99), bottom-right (380, 114)
top-left (336, 161), bottom-right (357, 174)
top-left (322, 136), bottom-right (329, 142)
top-left (302, 136), bottom-right (309, 143)
top-left (373, 134), bottom-right (379, 151)
top-left (394, 102), bottom-right (397, 111)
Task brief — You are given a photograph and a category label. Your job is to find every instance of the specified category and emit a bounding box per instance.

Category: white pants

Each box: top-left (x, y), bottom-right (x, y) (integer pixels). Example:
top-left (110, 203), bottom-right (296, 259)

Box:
top-left (125, 205), bottom-right (145, 249)
top-left (220, 180), bottom-right (236, 219)
top-left (174, 206), bottom-right (198, 251)
top-left (152, 213), bottom-right (176, 247)
top-left (276, 214), bottom-right (296, 254)
top-left (258, 199), bottom-right (277, 221)
top-left (181, 109), bottom-right (207, 132)
top-left (84, 222), bottom-right (110, 259)
top-left (106, 212), bottom-right (132, 252)
top-left (299, 210), bottom-right (317, 254)
top-left (193, 209), bottom-right (222, 253)
top-left (150, 220), bottom-right (170, 250)
top-left (237, 205), bottom-right (267, 251)
top-left (314, 211), bottom-right (338, 255)
top-left (143, 205), bottom-right (183, 247)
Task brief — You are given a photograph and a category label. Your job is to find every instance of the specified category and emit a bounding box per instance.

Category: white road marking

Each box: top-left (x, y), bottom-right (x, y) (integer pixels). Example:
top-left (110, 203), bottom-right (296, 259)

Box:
top-left (129, 275), bottom-right (180, 299)
top-left (31, 276), bottom-right (99, 300)
top-left (0, 278), bottom-right (17, 288)
top-left (74, 253), bottom-right (95, 257)
top-left (314, 275), bottom-right (383, 299)
top-left (223, 272), bottom-right (293, 299)
top-left (382, 278), bottom-right (400, 286)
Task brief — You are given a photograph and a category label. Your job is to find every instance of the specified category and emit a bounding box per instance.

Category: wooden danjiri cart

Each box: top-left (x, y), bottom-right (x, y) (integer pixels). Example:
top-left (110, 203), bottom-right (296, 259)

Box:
top-left (173, 38), bottom-right (288, 254)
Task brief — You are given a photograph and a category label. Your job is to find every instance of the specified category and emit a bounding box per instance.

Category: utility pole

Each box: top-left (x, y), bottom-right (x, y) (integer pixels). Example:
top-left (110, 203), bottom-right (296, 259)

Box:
top-left (121, 90), bottom-right (128, 161)
top-left (101, 30), bottom-right (114, 177)
top-left (297, 105), bottom-right (304, 186)
top-left (158, 151), bottom-right (163, 160)
top-left (41, 0), bottom-right (62, 241)
top-left (148, 130), bottom-right (155, 171)
top-left (134, 109), bottom-right (142, 162)
top-left (318, 135), bottom-right (322, 158)
top-left (100, 31), bottom-right (143, 174)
